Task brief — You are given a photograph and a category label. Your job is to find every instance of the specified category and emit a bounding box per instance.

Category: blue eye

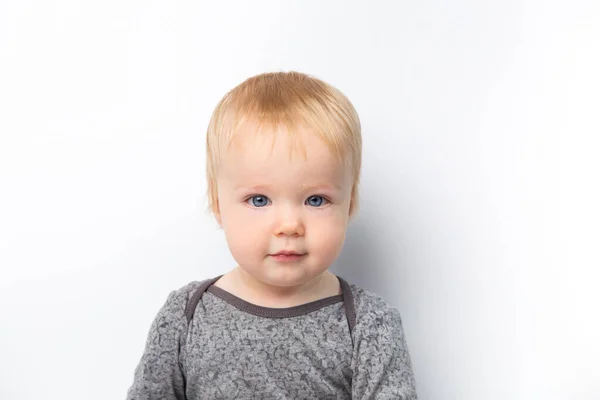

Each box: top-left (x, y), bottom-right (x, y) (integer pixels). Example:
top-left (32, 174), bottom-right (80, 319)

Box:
top-left (247, 195), bottom-right (270, 207)
top-left (306, 195), bottom-right (327, 207)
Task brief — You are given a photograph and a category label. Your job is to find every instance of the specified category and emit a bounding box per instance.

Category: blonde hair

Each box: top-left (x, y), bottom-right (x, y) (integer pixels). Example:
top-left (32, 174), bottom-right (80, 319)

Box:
top-left (206, 71), bottom-right (362, 218)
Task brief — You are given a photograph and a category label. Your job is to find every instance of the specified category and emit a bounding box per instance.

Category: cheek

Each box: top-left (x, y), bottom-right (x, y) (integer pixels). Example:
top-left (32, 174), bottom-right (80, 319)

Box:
top-left (307, 212), bottom-right (348, 258)
top-left (222, 207), bottom-right (268, 259)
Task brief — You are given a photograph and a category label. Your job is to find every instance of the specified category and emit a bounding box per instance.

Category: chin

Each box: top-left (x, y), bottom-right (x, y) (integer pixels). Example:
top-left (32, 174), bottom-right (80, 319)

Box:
top-left (272, 270), bottom-right (327, 286)
top-left (239, 263), bottom-right (325, 284)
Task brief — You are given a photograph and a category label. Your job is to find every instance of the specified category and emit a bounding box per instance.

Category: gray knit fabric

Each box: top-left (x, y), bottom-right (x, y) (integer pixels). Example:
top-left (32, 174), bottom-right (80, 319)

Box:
top-left (126, 277), bottom-right (417, 399)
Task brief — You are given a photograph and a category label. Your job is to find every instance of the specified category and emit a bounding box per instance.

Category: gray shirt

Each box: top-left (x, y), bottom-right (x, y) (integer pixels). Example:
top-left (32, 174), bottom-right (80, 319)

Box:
top-left (126, 275), bottom-right (417, 399)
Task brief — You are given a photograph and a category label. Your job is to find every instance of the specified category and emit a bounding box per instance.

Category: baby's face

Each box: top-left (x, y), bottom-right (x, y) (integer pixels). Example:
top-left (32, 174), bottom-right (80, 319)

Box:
top-left (215, 123), bottom-right (353, 289)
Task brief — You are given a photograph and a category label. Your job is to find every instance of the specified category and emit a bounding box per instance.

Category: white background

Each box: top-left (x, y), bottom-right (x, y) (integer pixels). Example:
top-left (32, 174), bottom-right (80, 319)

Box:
top-left (1, 1), bottom-right (599, 399)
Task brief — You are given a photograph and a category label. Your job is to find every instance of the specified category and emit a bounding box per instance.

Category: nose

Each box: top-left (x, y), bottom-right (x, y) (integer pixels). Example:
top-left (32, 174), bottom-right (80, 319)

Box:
top-left (274, 206), bottom-right (305, 237)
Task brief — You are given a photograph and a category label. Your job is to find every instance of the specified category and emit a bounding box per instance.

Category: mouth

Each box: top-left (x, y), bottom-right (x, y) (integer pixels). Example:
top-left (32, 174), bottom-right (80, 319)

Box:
top-left (269, 251), bottom-right (307, 261)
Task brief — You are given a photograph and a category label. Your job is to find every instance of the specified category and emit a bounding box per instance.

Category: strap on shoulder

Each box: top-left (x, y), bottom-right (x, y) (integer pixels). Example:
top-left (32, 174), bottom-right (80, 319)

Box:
top-left (184, 275), bottom-right (223, 324)
top-left (337, 276), bottom-right (356, 344)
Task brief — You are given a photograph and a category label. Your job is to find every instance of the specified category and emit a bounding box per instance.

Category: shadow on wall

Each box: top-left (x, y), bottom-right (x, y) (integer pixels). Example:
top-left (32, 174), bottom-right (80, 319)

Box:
top-left (330, 208), bottom-right (411, 305)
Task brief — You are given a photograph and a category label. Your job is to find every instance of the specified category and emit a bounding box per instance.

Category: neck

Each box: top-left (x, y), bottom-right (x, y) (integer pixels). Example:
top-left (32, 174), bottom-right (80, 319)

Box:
top-left (231, 267), bottom-right (338, 308)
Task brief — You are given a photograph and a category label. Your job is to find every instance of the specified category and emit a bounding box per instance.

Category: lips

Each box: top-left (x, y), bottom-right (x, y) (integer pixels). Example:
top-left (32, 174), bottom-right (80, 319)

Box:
top-left (272, 251), bottom-right (304, 256)
top-left (269, 251), bottom-right (307, 261)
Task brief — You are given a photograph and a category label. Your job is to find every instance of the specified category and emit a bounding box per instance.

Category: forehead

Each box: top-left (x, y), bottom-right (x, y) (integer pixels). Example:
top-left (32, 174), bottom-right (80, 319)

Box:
top-left (219, 123), bottom-right (351, 187)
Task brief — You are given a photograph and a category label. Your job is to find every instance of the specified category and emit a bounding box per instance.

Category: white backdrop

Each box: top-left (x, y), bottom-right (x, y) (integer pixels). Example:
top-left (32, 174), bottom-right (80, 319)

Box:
top-left (1, 1), bottom-right (599, 399)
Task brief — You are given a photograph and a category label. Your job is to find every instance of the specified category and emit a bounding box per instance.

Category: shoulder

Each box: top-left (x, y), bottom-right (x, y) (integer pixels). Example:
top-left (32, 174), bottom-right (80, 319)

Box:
top-left (151, 279), bottom-right (213, 327)
top-left (167, 280), bottom-right (207, 305)
top-left (346, 282), bottom-right (405, 337)
top-left (162, 279), bottom-right (212, 313)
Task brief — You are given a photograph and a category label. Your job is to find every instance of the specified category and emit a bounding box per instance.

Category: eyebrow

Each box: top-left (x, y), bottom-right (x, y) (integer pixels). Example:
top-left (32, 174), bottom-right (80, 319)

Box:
top-left (300, 184), bottom-right (342, 191)
top-left (235, 183), bottom-right (342, 192)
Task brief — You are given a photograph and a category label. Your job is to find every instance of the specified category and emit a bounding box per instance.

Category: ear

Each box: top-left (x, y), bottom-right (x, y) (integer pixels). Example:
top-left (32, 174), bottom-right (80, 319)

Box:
top-left (213, 201), bottom-right (223, 227)
top-left (348, 202), bottom-right (356, 221)
top-left (348, 185), bottom-right (358, 219)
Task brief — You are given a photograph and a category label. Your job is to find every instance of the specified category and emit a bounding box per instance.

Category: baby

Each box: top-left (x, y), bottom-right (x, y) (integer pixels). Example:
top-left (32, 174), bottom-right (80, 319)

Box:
top-left (127, 71), bottom-right (418, 399)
